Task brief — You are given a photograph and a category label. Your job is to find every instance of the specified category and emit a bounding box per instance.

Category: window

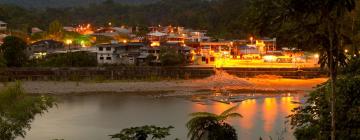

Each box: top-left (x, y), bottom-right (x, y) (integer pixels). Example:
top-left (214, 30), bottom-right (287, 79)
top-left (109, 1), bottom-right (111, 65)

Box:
top-left (202, 57), bottom-right (206, 62)
top-left (106, 47), bottom-right (111, 51)
top-left (106, 57), bottom-right (112, 60)
top-left (99, 47), bottom-right (103, 51)
top-left (100, 57), bottom-right (104, 60)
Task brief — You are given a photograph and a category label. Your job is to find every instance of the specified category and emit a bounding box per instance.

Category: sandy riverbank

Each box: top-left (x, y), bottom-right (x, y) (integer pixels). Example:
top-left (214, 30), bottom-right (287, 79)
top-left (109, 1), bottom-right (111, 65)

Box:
top-left (0, 72), bottom-right (327, 95)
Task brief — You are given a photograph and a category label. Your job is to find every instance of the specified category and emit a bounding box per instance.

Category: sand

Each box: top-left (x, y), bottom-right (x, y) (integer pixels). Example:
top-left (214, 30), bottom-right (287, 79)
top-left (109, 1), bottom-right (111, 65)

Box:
top-left (0, 71), bottom-right (327, 95)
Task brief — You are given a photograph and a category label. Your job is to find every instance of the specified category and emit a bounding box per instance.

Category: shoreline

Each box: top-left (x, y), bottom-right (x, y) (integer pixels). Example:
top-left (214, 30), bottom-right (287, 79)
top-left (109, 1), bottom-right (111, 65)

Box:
top-left (0, 77), bottom-right (328, 95)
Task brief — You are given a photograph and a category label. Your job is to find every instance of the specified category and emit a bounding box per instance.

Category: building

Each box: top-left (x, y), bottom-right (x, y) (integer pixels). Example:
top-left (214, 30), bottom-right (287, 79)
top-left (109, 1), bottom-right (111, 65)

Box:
top-left (0, 33), bottom-right (7, 45)
top-left (0, 21), bottom-right (7, 31)
top-left (28, 40), bottom-right (65, 59)
top-left (96, 43), bottom-right (144, 65)
top-left (185, 31), bottom-right (211, 43)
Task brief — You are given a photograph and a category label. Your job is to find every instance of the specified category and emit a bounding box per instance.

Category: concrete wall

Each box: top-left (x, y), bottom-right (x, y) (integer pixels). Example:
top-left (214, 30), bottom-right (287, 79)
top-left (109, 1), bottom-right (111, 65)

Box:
top-left (0, 67), bottom-right (326, 81)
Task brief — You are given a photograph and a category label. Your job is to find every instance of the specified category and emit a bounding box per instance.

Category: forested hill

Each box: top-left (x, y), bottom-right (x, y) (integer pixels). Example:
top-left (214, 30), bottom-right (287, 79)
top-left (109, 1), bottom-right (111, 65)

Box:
top-left (0, 0), bottom-right (250, 39)
top-left (0, 0), bottom-right (157, 8)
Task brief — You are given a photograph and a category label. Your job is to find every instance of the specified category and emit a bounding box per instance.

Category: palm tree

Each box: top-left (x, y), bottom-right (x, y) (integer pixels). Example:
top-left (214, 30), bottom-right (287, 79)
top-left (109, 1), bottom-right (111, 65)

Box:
top-left (186, 104), bottom-right (242, 140)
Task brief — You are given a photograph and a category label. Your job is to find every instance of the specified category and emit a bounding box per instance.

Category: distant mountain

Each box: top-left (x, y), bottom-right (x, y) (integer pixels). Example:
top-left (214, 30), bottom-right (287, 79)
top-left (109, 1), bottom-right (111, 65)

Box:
top-left (0, 0), bottom-right (158, 8)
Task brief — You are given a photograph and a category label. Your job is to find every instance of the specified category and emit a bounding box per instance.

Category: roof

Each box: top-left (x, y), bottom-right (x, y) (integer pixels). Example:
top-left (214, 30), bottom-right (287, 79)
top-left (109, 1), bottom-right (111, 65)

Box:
top-left (0, 21), bottom-right (7, 24)
top-left (147, 31), bottom-right (167, 37)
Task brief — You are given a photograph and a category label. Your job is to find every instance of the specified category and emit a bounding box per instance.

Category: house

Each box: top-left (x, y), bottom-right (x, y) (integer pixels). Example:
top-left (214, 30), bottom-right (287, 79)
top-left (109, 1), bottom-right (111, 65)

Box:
top-left (0, 21), bottom-right (7, 31)
top-left (194, 42), bottom-right (232, 64)
top-left (0, 33), bottom-right (7, 45)
top-left (137, 46), bottom-right (161, 65)
top-left (96, 43), bottom-right (145, 65)
top-left (185, 31), bottom-right (211, 43)
top-left (28, 40), bottom-right (65, 59)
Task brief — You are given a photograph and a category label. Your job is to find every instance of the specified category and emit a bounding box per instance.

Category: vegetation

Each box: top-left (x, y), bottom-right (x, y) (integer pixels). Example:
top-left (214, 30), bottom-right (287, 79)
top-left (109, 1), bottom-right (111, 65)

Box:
top-left (0, 0), bottom-right (250, 39)
top-left (0, 82), bottom-right (55, 140)
top-left (110, 125), bottom-right (174, 140)
top-left (247, 0), bottom-right (358, 139)
top-left (289, 76), bottom-right (360, 140)
top-left (159, 47), bottom-right (185, 66)
top-left (0, 36), bottom-right (28, 67)
top-left (186, 104), bottom-right (241, 140)
top-left (35, 51), bottom-right (97, 67)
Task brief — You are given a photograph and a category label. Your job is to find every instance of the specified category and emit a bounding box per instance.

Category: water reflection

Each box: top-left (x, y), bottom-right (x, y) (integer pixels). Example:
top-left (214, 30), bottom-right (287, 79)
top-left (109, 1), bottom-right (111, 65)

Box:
top-left (263, 98), bottom-right (278, 132)
top-left (18, 94), bottom-right (302, 140)
top-left (239, 99), bottom-right (257, 129)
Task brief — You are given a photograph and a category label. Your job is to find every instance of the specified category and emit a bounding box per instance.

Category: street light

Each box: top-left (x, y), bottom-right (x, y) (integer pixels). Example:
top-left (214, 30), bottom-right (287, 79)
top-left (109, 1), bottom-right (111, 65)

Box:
top-left (250, 37), bottom-right (254, 44)
top-left (65, 39), bottom-right (73, 51)
top-left (314, 54), bottom-right (319, 58)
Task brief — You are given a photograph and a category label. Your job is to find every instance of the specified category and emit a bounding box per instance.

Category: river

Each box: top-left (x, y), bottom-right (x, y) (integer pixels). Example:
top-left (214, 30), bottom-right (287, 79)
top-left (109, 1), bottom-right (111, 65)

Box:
top-left (17, 93), bottom-right (303, 140)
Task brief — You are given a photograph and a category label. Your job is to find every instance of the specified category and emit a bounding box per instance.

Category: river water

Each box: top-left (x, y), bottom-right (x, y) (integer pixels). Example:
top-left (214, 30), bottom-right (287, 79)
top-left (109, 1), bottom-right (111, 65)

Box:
top-left (18, 93), bottom-right (303, 140)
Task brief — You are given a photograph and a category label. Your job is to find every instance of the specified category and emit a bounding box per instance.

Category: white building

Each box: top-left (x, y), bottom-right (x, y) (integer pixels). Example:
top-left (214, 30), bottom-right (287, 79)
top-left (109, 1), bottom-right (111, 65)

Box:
top-left (95, 43), bottom-right (144, 65)
top-left (186, 31), bottom-right (211, 42)
top-left (96, 43), bottom-right (119, 64)
top-left (0, 21), bottom-right (7, 31)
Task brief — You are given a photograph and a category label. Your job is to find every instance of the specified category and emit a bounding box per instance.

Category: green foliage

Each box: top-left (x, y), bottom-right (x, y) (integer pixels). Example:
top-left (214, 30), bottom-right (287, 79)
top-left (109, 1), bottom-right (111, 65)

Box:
top-left (0, 53), bottom-right (7, 67)
top-left (246, 0), bottom-right (355, 70)
top-left (0, 82), bottom-right (55, 140)
top-left (186, 104), bottom-right (241, 140)
top-left (110, 125), bottom-right (174, 140)
top-left (159, 47), bottom-right (185, 66)
top-left (341, 57), bottom-right (360, 75)
top-left (48, 20), bottom-right (64, 41)
top-left (288, 76), bottom-right (360, 140)
top-left (36, 51), bottom-right (97, 67)
top-left (0, 0), bottom-right (252, 39)
top-left (0, 36), bottom-right (28, 67)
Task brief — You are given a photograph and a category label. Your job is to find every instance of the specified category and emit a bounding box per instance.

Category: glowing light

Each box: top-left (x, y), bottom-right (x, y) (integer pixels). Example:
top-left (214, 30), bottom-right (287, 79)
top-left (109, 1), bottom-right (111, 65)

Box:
top-left (314, 54), bottom-right (319, 58)
top-left (345, 49), bottom-right (348, 53)
top-left (263, 55), bottom-right (277, 62)
top-left (108, 22), bottom-right (112, 26)
top-left (65, 39), bottom-right (73, 45)
top-left (80, 40), bottom-right (85, 47)
top-left (123, 40), bottom-right (128, 43)
top-left (150, 41), bottom-right (160, 47)
top-left (263, 98), bottom-right (277, 132)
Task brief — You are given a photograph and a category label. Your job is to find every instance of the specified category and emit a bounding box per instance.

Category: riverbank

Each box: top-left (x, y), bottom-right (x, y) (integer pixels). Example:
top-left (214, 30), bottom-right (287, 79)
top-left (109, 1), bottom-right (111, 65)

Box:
top-left (0, 75), bottom-right (327, 95)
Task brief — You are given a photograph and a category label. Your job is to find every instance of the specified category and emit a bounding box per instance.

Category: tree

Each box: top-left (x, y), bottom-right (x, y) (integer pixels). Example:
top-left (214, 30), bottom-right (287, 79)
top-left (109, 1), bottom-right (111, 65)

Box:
top-left (0, 82), bottom-right (55, 140)
top-left (0, 36), bottom-right (28, 67)
top-left (247, 0), bottom-right (356, 139)
top-left (288, 76), bottom-right (360, 140)
top-left (186, 104), bottom-right (242, 140)
top-left (109, 125), bottom-right (174, 140)
top-left (48, 20), bottom-right (63, 41)
top-left (159, 47), bottom-right (185, 66)
top-left (36, 51), bottom-right (97, 67)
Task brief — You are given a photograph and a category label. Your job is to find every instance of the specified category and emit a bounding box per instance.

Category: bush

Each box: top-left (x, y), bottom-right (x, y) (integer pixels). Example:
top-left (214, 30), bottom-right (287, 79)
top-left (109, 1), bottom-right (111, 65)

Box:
top-left (159, 47), bottom-right (185, 66)
top-left (37, 51), bottom-right (97, 67)
top-left (0, 36), bottom-right (28, 67)
top-left (289, 76), bottom-right (360, 140)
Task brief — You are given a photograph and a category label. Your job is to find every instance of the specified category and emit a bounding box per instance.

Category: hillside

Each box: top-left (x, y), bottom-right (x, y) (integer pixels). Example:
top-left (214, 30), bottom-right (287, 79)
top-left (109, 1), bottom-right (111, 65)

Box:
top-left (0, 0), bottom-right (157, 8)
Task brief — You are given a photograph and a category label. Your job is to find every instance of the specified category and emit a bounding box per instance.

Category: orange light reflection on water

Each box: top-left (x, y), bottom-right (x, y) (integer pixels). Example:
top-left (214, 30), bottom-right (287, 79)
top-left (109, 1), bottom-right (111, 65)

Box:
top-left (238, 99), bottom-right (257, 129)
top-left (280, 96), bottom-right (298, 115)
top-left (263, 98), bottom-right (277, 132)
